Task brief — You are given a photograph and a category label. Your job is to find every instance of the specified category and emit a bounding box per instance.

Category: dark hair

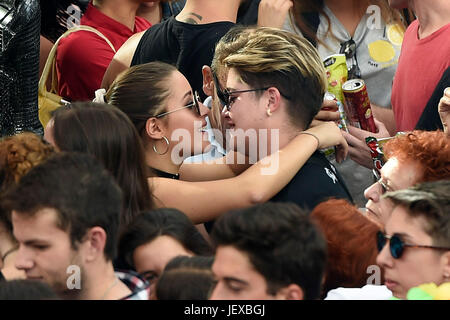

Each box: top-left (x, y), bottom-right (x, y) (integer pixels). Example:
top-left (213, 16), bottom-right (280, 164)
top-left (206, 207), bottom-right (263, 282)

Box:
top-left (311, 199), bottom-right (381, 298)
top-left (0, 279), bottom-right (59, 300)
top-left (2, 152), bottom-right (123, 261)
top-left (384, 180), bottom-right (450, 248)
top-left (51, 102), bottom-right (153, 230)
top-left (156, 255), bottom-right (215, 300)
top-left (211, 202), bottom-right (327, 300)
top-left (105, 61), bottom-right (177, 135)
top-left (118, 208), bottom-right (213, 269)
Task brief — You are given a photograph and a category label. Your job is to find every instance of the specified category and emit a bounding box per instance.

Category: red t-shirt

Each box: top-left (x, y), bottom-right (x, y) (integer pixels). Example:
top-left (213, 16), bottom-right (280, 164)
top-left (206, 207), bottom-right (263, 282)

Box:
top-left (391, 20), bottom-right (450, 132)
top-left (56, 2), bottom-right (151, 102)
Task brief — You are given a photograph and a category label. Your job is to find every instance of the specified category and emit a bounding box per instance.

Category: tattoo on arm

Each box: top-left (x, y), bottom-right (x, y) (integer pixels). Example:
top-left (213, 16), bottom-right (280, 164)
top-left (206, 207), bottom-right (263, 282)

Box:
top-left (181, 12), bottom-right (203, 24)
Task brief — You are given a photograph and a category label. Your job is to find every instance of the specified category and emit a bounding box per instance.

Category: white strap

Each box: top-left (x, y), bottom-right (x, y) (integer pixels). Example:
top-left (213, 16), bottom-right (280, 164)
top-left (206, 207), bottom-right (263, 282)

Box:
top-left (63, 25), bottom-right (117, 53)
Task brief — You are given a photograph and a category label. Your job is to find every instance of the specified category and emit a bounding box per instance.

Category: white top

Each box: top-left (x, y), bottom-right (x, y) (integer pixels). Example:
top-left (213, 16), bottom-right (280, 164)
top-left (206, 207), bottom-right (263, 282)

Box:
top-left (183, 96), bottom-right (227, 163)
top-left (325, 285), bottom-right (393, 300)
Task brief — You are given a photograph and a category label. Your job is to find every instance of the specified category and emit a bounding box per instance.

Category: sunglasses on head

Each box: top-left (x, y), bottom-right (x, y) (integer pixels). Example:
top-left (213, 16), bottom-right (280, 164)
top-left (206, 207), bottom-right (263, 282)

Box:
top-left (376, 231), bottom-right (450, 259)
top-left (156, 91), bottom-right (201, 118)
top-left (340, 39), bottom-right (362, 80)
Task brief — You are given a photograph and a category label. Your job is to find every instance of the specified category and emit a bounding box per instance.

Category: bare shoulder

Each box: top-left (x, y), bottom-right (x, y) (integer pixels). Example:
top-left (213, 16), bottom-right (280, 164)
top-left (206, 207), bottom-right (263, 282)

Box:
top-left (101, 31), bottom-right (146, 89)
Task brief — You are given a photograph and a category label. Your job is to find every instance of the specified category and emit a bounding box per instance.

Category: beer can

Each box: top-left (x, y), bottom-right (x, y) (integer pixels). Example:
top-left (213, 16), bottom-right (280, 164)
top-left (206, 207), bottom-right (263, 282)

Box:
top-left (324, 54), bottom-right (348, 105)
top-left (342, 79), bottom-right (377, 133)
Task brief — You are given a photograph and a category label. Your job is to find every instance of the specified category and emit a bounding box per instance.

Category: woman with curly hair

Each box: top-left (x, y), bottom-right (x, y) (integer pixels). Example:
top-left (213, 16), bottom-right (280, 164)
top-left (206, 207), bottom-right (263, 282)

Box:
top-left (364, 130), bottom-right (450, 228)
top-left (0, 133), bottom-right (55, 281)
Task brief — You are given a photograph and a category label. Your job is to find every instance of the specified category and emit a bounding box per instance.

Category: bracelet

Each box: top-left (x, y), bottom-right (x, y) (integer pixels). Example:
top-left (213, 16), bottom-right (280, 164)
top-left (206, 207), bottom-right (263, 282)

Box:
top-left (299, 132), bottom-right (320, 150)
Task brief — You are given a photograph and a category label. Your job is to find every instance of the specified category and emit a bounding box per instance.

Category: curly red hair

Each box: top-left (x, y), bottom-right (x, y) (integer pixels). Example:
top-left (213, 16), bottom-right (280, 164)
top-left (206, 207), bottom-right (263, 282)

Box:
top-left (0, 132), bottom-right (55, 192)
top-left (311, 199), bottom-right (382, 298)
top-left (383, 130), bottom-right (450, 182)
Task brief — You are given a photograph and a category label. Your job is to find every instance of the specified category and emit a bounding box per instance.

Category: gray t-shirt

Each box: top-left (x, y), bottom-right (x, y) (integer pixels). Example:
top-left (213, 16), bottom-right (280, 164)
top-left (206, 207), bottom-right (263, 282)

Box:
top-left (283, 5), bottom-right (403, 108)
top-left (283, 6), bottom-right (404, 206)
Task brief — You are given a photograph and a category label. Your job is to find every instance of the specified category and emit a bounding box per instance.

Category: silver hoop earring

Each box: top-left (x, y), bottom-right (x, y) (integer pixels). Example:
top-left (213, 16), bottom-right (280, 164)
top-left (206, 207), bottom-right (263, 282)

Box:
top-left (153, 136), bottom-right (170, 155)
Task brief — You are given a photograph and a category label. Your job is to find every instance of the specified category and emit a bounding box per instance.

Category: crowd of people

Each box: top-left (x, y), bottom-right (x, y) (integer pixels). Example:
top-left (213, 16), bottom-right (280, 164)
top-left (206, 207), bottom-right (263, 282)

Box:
top-left (0, 0), bottom-right (449, 301)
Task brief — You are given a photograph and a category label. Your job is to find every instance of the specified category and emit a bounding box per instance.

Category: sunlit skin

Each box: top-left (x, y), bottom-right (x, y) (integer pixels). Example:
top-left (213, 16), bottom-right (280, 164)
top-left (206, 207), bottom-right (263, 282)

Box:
top-left (210, 246), bottom-right (277, 300)
top-left (159, 70), bottom-right (210, 159)
top-left (387, 0), bottom-right (409, 9)
top-left (210, 245), bottom-right (303, 300)
top-left (364, 157), bottom-right (423, 228)
top-left (376, 205), bottom-right (450, 299)
top-left (12, 208), bottom-right (84, 299)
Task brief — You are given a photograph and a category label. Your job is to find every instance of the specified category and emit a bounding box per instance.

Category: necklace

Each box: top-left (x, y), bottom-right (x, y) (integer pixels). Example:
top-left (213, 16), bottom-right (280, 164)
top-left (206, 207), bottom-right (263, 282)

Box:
top-left (100, 277), bottom-right (119, 300)
top-left (150, 167), bottom-right (179, 180)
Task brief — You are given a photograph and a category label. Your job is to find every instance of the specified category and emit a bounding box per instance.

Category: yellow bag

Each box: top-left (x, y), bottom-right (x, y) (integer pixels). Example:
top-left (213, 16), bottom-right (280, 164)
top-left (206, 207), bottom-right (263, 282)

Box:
top-left (38, 26), bottom-right (116, 128)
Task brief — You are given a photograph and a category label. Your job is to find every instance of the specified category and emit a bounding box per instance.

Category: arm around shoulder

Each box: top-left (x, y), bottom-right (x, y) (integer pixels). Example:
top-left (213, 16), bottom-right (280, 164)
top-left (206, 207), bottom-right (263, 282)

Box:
top-left (152, 122), bottom-right (347, 224)
top-left (101, 31), bottom-right (146, 90)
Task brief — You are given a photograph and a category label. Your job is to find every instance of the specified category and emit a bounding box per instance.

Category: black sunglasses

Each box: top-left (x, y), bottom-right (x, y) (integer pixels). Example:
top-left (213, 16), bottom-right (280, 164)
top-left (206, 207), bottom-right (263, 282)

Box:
top-left (212, 71), bottom-right (291, 111)
top-left (156, 91), bottom-right (201, 118)
top-left (340, 39), bottom-right (362, 80)
top-left (376, 231), bottom-right (450, 259)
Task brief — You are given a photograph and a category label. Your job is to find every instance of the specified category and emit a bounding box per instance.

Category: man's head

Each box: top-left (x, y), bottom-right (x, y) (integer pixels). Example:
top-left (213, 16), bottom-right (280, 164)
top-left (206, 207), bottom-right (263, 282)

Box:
top-left (2, 152), bottom-right (123, 298)
top-left (376, 180), bottom-right (450, 299)
top-left (210, 202), bottom-right (327, 300)
top-left (203, 25), bottom-right (256, 137)
top-left (364, 130), bottom-right (450, 227)
top-left (216, 27), bottom-right (327, 156)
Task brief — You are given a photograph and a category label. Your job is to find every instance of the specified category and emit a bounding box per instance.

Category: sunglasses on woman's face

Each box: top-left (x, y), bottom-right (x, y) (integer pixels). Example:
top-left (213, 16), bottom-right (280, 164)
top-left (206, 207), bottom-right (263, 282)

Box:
top-left (155, 91), bottom-right (201, 118)
top-left (376, 231), bottom-right (450, 259)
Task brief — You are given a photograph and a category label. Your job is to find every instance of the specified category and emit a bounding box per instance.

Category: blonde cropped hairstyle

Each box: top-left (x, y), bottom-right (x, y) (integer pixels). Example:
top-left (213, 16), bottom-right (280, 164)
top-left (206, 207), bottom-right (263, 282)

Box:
top-left (222, 27), bottom-right (327, 130)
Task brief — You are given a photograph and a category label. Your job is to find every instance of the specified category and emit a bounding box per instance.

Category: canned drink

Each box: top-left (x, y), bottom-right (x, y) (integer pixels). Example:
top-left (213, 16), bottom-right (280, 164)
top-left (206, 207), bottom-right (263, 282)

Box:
top-left (324, 54), bottom-right (348, 105)
top-left (365, 132), bottom-right (407, 171)
top-left (342, 79), bottom-right (377, 133)
top-left (366, 136), bottom-right (385, 171)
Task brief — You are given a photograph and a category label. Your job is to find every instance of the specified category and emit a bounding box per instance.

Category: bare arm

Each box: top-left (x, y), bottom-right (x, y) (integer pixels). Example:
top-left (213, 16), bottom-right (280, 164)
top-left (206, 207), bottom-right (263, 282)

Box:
top-left (179, 151), bottom-right (251, 182)
top-left (151, 122), bottom-right (348, 224)
top-left (101, 31), bottom-right (145, 90)
top-left (257, 0), bottom-right (293, 28)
